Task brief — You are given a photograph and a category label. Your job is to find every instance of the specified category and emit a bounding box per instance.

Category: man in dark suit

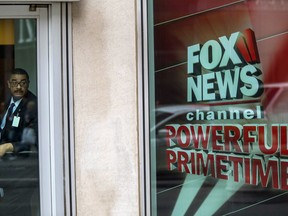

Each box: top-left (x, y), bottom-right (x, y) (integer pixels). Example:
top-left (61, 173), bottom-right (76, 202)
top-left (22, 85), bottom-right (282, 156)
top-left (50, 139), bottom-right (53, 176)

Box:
top-left (0, 68), bottom-right (38, 216)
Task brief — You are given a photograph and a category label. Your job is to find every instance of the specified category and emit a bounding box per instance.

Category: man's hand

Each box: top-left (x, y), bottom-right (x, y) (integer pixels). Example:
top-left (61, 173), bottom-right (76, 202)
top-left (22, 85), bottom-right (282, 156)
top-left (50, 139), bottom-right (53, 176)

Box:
top-left (0, 143), bottom-right (13, 157)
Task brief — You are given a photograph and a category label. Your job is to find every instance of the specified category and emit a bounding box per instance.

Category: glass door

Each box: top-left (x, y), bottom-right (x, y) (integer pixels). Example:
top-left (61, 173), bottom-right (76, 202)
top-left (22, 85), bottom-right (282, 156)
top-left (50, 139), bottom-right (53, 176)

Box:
top-left (0, 5), bottom-right (48, 216)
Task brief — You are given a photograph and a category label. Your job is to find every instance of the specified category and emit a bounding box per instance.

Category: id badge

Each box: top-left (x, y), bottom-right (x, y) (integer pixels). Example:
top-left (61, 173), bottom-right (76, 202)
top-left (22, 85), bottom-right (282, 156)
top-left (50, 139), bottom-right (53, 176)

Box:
top-left (12, 116), bottom-right (20, 127)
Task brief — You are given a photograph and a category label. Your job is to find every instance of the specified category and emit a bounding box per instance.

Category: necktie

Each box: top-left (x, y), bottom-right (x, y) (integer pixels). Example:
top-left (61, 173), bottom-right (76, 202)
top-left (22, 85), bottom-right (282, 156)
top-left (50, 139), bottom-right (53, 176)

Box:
top-left (5, 103), bottom-right (15, 123)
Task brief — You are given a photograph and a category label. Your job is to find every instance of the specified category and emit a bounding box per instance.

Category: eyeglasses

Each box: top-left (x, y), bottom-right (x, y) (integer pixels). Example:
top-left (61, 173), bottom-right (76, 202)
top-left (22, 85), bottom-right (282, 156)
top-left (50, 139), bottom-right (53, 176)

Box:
top-left (9, 80), bottom-right (28, 87)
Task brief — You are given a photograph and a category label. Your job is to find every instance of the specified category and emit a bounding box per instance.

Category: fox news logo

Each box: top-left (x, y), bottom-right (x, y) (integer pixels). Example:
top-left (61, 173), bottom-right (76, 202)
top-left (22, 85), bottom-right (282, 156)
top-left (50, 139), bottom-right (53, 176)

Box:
top-left (187, 29), bottom-right (263, 103)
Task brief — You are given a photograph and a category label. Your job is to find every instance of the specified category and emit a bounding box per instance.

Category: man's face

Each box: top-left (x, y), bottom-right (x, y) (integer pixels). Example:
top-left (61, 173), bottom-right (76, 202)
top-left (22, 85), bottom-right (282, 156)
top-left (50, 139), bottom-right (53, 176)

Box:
top-left (7, 74), bottom-right (29, 100)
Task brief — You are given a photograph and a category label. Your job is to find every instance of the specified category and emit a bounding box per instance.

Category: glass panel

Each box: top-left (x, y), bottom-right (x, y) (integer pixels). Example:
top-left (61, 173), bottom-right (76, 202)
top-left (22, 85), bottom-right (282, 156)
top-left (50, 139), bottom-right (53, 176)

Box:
top-left (0, 19), bottom-right (39, 216)
top-left (147, 0), bottom-right (288, 215)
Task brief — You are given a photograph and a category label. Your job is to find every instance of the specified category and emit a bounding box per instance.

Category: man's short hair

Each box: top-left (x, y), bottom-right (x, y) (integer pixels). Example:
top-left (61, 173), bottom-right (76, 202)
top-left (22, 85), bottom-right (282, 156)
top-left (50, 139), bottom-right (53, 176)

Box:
top-left (9, 68), bottom-right (30, 81)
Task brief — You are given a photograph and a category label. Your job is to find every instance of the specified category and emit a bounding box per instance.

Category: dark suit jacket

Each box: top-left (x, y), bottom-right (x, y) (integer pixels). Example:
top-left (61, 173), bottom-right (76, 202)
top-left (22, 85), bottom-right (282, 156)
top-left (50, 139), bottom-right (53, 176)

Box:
top-left (0, 91), bottom-right (38, 215)
top-left (0, 91), bottom-right (38, 154)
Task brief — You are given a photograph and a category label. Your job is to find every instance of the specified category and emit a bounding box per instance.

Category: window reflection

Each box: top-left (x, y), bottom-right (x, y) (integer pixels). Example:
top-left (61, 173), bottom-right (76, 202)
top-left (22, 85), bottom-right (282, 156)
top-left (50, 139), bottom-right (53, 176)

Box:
top-left (0, 19), bottom-right (39, 216)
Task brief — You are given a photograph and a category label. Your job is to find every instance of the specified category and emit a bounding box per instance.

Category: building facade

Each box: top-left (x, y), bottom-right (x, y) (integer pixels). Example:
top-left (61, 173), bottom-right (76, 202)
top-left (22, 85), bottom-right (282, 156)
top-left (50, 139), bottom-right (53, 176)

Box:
top-left (72, 1), bottom-right (140, 215)
top-left (1, 0), bottom-right (288, 215)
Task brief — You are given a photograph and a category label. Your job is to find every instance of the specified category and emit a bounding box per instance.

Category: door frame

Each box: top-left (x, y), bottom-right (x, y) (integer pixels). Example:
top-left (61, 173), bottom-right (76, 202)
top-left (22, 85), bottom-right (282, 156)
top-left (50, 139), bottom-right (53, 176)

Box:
top-left (0, 3), bottom-right (75, 215)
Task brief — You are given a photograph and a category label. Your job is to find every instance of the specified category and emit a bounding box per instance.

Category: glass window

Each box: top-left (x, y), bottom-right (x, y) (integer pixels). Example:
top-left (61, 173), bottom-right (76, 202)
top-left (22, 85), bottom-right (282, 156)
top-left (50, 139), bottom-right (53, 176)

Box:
top-left (144, 0), bottom-right (288, 215)
top-left (0, 19), bottom-right (39, 215)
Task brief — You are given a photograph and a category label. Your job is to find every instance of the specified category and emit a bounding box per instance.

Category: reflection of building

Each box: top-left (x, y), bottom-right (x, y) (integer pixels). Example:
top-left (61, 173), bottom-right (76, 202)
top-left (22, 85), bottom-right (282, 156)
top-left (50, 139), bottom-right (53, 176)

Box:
top-left (18, 19), bottom-right (36, 44)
